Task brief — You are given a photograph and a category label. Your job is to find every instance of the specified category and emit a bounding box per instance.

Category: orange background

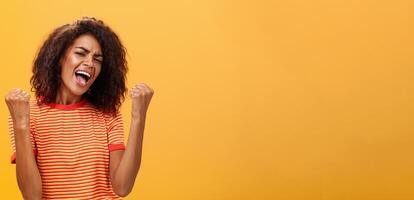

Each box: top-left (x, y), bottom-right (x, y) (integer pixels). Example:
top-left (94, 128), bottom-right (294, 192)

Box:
top-left (1, 0), bottom-right (414, 199)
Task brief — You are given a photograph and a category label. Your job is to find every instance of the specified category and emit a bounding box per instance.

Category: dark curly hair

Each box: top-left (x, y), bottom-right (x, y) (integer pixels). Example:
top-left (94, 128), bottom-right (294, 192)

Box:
top-left (30, 17), bottom-right (128, 113)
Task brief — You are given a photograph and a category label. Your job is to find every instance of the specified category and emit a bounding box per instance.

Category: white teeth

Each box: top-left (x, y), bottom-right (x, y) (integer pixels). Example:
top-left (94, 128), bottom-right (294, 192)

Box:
top-left (75, 70), bottom-right (91, 78)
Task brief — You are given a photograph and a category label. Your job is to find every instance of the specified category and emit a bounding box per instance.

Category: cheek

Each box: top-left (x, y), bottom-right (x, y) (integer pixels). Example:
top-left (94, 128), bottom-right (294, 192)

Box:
top-left (61, 64), bottom-right (74, 77)
top-left (60, 63), bottom-right (71, 77)
top-left (67, 56), bottom-right (80, 67)
top-left (61, 56), bottom-right (79, 71)
top-left (95, 66), bottom-right (102, 78)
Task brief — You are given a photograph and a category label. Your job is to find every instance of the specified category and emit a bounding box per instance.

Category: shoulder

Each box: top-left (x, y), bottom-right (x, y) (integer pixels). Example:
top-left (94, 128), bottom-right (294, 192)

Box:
top-left (102, 110), bottom-right (123, 125)
top-left (29, 99), bottom-right (41, 115)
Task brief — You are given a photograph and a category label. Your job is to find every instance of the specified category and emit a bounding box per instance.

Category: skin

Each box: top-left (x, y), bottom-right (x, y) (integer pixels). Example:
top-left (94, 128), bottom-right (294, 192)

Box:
top-left (4, 34), bottom-right (154, 199)
top-left (5, 89), bottom-right (41, 200)
top-left (57, 34), bottom-right (103, 105)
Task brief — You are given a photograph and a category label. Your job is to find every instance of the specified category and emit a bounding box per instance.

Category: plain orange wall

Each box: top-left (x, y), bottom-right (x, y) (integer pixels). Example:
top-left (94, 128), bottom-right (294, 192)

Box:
top-left (1, 0), bottom-right (414, 199)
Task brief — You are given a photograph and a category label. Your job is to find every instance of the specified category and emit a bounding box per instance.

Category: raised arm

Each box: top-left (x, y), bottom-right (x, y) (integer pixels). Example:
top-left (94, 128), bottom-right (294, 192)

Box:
top-left (109, 83), bottom-right (154, 197)
top-left (5, 89), bottom-right (42, 199)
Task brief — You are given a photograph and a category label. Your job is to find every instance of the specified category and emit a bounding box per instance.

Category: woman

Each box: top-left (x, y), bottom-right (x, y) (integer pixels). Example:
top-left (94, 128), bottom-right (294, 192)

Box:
top-left (4, 17), bottom-right (154, 199)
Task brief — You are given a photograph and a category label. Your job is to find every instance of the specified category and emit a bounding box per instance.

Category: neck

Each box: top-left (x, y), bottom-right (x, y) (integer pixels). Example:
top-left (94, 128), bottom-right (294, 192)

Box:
top-left (56, 86), bottom-right (82, 105)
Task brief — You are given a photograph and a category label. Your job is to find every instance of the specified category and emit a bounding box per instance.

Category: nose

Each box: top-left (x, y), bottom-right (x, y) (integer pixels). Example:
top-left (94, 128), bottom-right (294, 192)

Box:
top-left (82, 55), bottom-right (94, 67)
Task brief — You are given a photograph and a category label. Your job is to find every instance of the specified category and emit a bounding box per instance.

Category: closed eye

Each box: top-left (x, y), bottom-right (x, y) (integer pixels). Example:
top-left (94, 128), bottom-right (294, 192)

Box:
top-left (94, 58), bottom-right (103, 63)
top-left (75, 52), bottom-right (86, 56)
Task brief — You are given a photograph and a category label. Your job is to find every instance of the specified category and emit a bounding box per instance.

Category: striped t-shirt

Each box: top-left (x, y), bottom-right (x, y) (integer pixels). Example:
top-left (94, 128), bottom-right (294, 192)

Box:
top-left (8, 99), bottom-right (126, 199)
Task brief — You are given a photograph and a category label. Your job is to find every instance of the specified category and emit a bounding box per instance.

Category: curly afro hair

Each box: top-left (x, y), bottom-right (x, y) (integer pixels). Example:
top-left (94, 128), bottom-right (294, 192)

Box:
top-left (31, 17), bottom-right (128, 113)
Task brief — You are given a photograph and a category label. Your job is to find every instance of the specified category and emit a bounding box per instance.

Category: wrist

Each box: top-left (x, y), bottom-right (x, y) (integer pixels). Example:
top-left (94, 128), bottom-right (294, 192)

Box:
top-left (131, 112), bottom-right (146, 121)
top-left (13, 123), bottom-right (30, 131)
top-left (131, 115), bottom-right (145, 123)
top-left (13, 119), bottom-right (30, 129)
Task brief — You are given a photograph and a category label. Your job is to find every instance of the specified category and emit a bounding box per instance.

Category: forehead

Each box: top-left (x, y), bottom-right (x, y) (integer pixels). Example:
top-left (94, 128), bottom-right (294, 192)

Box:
top-left (70, 34), bottom-right (102, 53)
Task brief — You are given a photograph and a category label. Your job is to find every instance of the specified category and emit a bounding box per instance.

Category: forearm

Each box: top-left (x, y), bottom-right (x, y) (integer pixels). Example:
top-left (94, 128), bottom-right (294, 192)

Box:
top-left (112, 117), bottom-right (145, 196)
top-left (14, 125), bottom-right (42, 199)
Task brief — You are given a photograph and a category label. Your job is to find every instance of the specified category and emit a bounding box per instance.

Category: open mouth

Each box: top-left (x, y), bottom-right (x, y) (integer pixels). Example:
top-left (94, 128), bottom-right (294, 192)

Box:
top-left (74, 70), bottom-right (91, 86)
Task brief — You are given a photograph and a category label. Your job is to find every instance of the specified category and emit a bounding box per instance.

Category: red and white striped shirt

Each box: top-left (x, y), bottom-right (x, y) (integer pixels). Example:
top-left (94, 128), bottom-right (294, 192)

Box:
top-left (8, 99), bottom-right (125, 199)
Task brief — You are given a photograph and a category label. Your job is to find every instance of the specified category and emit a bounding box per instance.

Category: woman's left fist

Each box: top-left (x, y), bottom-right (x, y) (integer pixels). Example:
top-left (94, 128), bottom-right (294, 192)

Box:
top-left (129, 83), bottom-right (154, 119)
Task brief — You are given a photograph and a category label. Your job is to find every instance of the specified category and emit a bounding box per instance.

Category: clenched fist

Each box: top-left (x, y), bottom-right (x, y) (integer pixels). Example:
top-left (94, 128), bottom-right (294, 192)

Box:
top-left (129, 83), bottom-right (154, 119)
top-left (4, 88), bottom-right (31, 129)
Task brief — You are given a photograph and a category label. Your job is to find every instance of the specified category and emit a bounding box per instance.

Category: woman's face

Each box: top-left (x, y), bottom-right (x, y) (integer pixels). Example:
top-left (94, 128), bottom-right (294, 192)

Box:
top-left (59, 34), bottom-right (103, 99)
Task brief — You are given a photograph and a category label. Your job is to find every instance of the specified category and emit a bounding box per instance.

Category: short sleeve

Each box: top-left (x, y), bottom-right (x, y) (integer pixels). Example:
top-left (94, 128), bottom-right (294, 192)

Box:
top-left (106, 111), bottom-right (126, 152)
top-left (8, 115), bottom-right (37, 164)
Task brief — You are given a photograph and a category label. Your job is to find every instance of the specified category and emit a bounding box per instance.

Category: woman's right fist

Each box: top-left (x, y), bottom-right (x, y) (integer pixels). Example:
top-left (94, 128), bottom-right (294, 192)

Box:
top-left (4, 88), bottom-right (31, 128)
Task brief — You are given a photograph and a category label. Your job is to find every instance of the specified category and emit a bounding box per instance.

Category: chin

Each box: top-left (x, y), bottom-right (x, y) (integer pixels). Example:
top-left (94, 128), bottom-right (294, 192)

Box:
top-left (69, 86), bottom-right (89, 97)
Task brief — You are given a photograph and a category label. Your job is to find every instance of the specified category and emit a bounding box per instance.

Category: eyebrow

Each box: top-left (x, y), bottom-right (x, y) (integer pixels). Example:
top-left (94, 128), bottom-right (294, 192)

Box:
top-left (75, 46), bottom-right (103, 57)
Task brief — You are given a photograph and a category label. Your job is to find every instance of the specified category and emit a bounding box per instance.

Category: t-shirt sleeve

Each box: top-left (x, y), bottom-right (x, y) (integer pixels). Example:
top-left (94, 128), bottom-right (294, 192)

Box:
top-left (8, 115), bottom-right (37, 164)
top-left (106, 111), bottom-right (126, 152)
